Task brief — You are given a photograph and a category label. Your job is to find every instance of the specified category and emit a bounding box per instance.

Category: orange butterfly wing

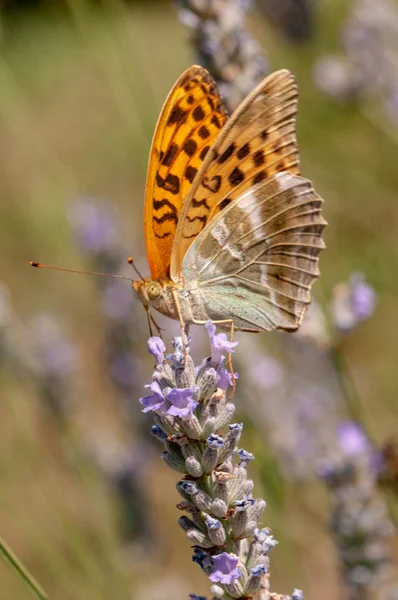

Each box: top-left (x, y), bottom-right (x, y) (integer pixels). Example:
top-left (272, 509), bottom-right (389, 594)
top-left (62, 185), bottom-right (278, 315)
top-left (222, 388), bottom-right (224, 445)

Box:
top-left (171, 69), bottom-right (300, 278)
top-left (144, 66), bottom-right (228, 280)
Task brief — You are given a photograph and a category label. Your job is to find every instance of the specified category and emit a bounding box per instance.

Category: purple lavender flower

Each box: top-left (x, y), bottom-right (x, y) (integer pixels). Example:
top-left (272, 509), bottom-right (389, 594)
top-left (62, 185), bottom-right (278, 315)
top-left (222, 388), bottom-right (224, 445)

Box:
top-left (235, 496), bottom-right (255, 511)
top-left (139, 381), bottom-right (169, 416)
top-left (205, 321), bottom-right (238, 363)
top-left (251, 564), bottom-right (267, 576)
top-left (148, 337), bottom-right (166, 365)
top-left (166, 387), bottom-right (198, 421)
top-left (216, 361), bottom-right (239, 390)
top-left (237, 449), bottom-right (255, 466)
top-left (337, 421), bottom-right (370, 457)
top-left (207, 434), bottom-right (224, 449)
top-left (350, 272), bottom-right (376, 321)
top-left (209, 552), bottom-right (241, 584)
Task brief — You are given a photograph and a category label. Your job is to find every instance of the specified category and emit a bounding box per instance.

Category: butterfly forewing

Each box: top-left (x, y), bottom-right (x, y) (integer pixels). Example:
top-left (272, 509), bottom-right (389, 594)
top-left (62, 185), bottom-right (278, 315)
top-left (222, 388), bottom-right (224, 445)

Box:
top-left (171, 69), bottom-right (300, 278)
top-left (144, 66), bottom-right (228, 280)
top-left (182, 172), bottom-right (326, 332)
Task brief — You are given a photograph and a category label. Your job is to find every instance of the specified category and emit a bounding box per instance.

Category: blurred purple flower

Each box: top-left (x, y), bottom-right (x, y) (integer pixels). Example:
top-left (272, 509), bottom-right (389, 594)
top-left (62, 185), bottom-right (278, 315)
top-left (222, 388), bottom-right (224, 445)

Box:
top-left (250, 354), bottom-right (284, 390)
top-left (100, 282), bottom-right (132, 321)
top-left (205, 321), bottom-right (238, 363)
top-left (331, 272), bottom-right (376, 331)
top-left (110, 354), bottom-right (135, 388)
top-left (350, 272), bottom-right (376, 321)
top-left (31, 314), bottom-right (76, 376)
top-left (148, 337), bottom-right (166, 364)
top-left (167, 387), bottom-right (198, 421)
top-left (68, 198), bottom-right (118, 255)
top-left (140, 381), bottom-right (169, 416)
top-left (209, 552), bottom-right (241, 584)
top-left (337, 421), bottom-right (370, 457)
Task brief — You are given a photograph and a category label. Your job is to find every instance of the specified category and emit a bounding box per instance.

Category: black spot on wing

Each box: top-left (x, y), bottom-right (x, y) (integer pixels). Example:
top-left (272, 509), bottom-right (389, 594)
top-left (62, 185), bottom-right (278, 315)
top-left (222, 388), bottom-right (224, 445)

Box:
top-left (198, 125), bottom-right (210, 140)
top-left (183, 138), bottom-right (198, 157)
top-left (253, 150), bottom-right (265, 167)
top-left (219, 198), bottom-right (232, 210)
top-left (218, 143), bottom-right (235, 164)
top-left (162, 143), bottom-right (179, 167)
top-left (185, 165), bottom-right (198, 184)
top-left (253, 171), bottom-right (266, 184)
top-left (187, 215), bottom-right (207, 224)
top-left (156, 172), bottom-right (180, 195)
top-left (211, 114), bottom-right (222, 129)
top-left (192, 197), bottom-right (210, 209)
top-left (237, 143), bottom-right (250, 159)
top-left (200, 145), bottom-right (210, 160)
top-left (193, 105), bottom-right (205, 122)
top-left (168, 105), bottom-right (187, 126)
top-left (228, 167), bottom-right (244, 186)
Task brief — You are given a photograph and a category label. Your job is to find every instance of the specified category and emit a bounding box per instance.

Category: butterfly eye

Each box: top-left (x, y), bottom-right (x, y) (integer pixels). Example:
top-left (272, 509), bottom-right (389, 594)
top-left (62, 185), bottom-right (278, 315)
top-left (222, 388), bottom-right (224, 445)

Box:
top-left (148, 281), bottom-right (162, 301)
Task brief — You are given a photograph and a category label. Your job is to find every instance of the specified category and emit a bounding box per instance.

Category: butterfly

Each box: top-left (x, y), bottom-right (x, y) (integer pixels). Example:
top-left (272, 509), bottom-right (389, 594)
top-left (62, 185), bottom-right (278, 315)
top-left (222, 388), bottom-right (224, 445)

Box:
top-left (132, 65), bottom-right (327, 334)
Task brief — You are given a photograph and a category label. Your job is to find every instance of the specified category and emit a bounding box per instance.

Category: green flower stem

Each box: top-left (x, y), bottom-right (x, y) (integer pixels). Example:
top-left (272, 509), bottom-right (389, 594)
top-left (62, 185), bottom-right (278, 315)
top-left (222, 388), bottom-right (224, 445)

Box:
top-left (0, 535), bottom-right (49, 600)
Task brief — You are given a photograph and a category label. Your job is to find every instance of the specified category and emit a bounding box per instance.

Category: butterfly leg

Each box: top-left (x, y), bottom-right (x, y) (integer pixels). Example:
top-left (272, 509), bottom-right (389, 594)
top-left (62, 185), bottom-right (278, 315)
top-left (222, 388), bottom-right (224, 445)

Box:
top-left (145, 307), bottom-right (154, 337)
top-left (145, 308), bottom-right (164, 339)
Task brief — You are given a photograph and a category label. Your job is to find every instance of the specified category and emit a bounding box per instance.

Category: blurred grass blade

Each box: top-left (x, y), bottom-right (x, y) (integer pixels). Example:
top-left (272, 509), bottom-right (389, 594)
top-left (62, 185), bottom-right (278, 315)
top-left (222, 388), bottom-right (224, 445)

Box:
top-left (0, 535), bottom-right (49, 600)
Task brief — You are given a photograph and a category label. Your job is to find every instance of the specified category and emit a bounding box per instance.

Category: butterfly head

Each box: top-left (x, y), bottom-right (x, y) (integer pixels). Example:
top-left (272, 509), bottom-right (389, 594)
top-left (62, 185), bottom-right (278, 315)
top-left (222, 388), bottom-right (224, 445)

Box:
top-left (132, 278), bottom-right (177, 319)
top-left (132, 279), bottom-right (162, 305)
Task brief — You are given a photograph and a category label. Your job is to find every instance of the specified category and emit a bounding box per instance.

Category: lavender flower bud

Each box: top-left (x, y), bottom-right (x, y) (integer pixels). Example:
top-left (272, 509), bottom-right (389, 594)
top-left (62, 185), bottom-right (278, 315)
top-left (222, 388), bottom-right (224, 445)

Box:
top-left (227, 466), bottom-right (249, 503)
top-left (151, 424), bottom-right (168, 442)
top-left (214, 472), bottom-right (230, 504)
top-left (162, 450), bottom-right (187, 473)
top-left (248, 499), bottom-right (266, 522)
top-left (192, 490), bottom-right (213, 512)
top-left (202, 416), bottom-right (217, 439)
top-left (187, 529), bottom-right (214, 548)
top-left (203, 435), bottom-right (225, 473)
top-left (197, 366), bottom-right (218, 399)
top-left (205, 515), bottom-right (227, 546)
top-left (211, 499), bottom-right (228, 518)
top-left (215, 403), bottom-right (236, 431)
top-left (175, 353), bottom-right (196, 389)
top-left (179, 515), bottom-right (200, 533)
top-left (245, 564), bottom-right (267, 595)
top-left (181, 413), bottom-right (202, 439)
top-left (224, 580), bottom-right (245, 599)
top-left (209, 585), bottom-right (224, 598)
top-left (186, 456), bottom-right (204, 477)
top-left (152, 362), bottom-right (176, 389)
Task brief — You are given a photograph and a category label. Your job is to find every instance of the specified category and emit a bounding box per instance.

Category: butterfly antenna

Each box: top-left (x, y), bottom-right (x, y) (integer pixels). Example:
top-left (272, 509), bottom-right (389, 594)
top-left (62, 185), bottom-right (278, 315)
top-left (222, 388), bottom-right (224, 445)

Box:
top-left (30, 261), bottom-right (133, 282)
top-left (127, 257), bottom-right (145, 281)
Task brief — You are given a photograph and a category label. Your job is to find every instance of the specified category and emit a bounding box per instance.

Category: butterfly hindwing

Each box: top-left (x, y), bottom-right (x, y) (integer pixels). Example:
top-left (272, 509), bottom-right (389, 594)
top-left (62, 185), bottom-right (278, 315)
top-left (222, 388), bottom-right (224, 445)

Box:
top-left (171, 69), bottom-right (300, 278)
top-left (144, 66), bottom-right (228, 280)
top-left (181, 172), bottom-right (326, 331)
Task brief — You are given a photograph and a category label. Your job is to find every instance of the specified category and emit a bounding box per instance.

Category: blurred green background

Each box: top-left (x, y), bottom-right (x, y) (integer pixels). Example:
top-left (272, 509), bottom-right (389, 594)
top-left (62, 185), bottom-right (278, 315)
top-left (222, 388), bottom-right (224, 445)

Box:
top-left (1, 1), bottom-right (398, 599)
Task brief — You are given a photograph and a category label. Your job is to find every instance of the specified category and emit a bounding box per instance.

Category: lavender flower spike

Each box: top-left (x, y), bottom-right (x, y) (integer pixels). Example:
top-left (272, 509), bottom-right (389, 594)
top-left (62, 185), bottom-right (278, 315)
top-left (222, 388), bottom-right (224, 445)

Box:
top-left (140, 321), bottom-right (303, 600)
